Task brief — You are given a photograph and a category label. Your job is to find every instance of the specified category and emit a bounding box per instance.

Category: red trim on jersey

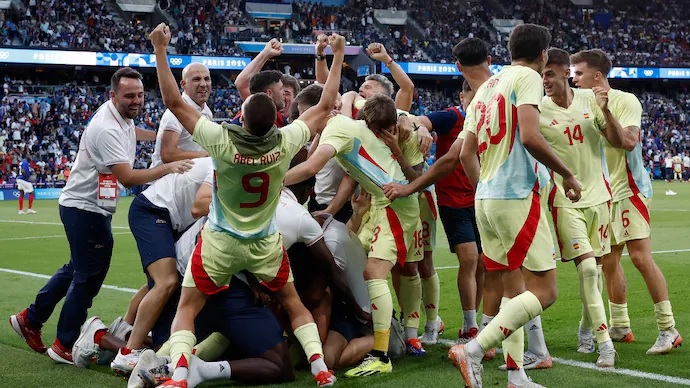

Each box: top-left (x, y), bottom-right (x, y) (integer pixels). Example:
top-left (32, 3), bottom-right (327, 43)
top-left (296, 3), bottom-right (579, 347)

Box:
top-left (385, 207), bottom-right (408, 267)
top-left (547, 183), bottom-right (557, 210)
top-left (604, 174), bottom-right (612, 197)
top-left (508, 105), bottom-right (518, 154)
top-left (191, 234), bottom-right (229, 295)
top-left (261, 245), bottom-right (291, 292)
top-left (628, 194), bottom-right (650, 225)
top-left (625, 159), bottom-right (641, 196)
top-left (505, 192), bottom-right (542, 270)
top-left (352, 106), bottom-right (359, 119)
top-left (422, 191), bottom-right (438, 220)
top-left (358, 146), bottom-right (387, 173)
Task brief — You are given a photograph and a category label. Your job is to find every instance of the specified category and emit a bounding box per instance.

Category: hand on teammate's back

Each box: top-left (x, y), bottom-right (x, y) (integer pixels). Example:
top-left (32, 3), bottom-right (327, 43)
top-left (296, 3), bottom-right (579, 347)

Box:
top-left (149, 23), bottom-right (171, 48)
top-left (165, 159), bottom-right (194, 175)
top-left (382, 182), bottom-right (410, 201)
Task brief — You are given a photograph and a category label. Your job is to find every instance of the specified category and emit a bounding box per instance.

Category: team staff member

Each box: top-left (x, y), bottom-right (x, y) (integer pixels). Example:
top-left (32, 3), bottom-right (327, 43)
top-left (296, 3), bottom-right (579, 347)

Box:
top-left (10, 67), bottom-right (193, 364)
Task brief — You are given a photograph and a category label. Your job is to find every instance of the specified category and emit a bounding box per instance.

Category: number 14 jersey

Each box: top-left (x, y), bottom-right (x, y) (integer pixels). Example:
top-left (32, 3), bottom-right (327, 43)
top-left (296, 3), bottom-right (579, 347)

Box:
top-left (464, 65), bottom-right (549, 200)
top-left (540, 88), bottom-right (612, 208)
top-left (192, 116), bottom-right (310, 239)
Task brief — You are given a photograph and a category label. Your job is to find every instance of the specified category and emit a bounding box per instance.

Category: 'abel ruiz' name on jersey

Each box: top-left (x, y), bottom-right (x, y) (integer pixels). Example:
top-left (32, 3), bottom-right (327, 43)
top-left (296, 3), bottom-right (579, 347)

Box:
top-left (233, 151), bottom-right (282, 166)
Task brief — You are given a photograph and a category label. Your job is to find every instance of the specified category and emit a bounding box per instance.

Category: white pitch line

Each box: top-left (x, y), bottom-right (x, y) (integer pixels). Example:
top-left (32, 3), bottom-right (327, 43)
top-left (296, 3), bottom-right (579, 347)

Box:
top-left (553, 357), bottom-right (690, 386)
top-left (0, 232), bottom-right (130, 241)
top-left (0, 268), bottom-right (139, 293)
top-left (0, 219), bottom-right (130, 230)
top-left (1, 266), bottom-right (689, 385)
top-left (436, 248), bottom-right (690, 270)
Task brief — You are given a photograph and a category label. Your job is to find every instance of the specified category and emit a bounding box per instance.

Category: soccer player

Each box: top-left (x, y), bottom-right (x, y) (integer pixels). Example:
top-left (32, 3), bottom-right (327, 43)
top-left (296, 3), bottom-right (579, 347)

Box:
top-left (571, 49), bottom-right (682, 354)
top-left (383, 38), bottom-right (501, 353)
top-left (9, 67), bottom-right (193, 364)
top-left (109, 157), bottom-right (214, 373)
top-left (150, 63), bottom-right (212, 167)
top-left (150, 24), bottom-right (344, 387)
top-left (16, 153), bottom-right (36, 214)
top-left (284, 90), bottom-right (426, 377)
top-left (539, 47), bottom-right (626, 367)
top-left (448, 24), bottom-right (582, 388)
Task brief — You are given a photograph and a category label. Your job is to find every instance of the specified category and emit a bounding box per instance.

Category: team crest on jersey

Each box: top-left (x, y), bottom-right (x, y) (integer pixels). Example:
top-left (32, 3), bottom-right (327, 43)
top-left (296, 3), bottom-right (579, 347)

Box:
top-left (582, 109), bottom-right (591, 119)
top-left (571, 240), bottom-right (580, 250)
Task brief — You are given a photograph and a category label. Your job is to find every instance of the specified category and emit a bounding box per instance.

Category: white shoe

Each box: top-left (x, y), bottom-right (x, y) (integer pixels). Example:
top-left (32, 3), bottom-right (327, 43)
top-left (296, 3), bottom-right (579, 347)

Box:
top-left (111, 347), bottom-right (145, 375)
top-left (577, 330), bottom-right (595, 353)
top-left (448, 344), bottom-right (483, 388)
top-left (508, 377), bottom-right (547, 388)
top-left (646, 328), bottom-right (683, 355)
top-left (128, 349), bottom-right (164, 388)
top-left (72, 316), bottom-right (107, 368)
top-left (596, 348), bottom-right (616, 367)
top-left (18, 210), bottom-right (26, 215)
top-left (26, 209), bottom-right (37, 214)
top-left (420, 318), bottom-right (441, 345)
top-left (97, 317), bottom-right (133, 365)
top-left (138, 358), bottom-right (173, 387)
top-left (499, 351), bottom-right (552, 371)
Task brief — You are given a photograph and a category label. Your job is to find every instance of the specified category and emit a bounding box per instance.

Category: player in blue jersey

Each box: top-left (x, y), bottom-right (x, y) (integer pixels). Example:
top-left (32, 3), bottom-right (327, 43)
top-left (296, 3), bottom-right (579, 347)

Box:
top-left (17, 154), bottom-right (36, 214)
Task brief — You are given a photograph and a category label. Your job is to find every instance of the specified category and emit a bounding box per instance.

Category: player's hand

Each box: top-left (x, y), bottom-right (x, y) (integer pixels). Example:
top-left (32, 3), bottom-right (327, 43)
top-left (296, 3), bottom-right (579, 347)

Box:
top-left (562, 174), bottom-right (582, 202)
top-left (351, 189), bottom-right (371, 215)
top-left (262, 38), bottom-right (283, 58)
top-left (592, 86), bottom-right (609, 111)
top-left (166, 159), bottom-right (194, 175)
top-left (315, 34), bottom-right (328, 55)
top-left (379, 125), bottom-right (402, 155)
top-left (417, 125), bottom-right (433, 156)
top-left (382, 182), bottom-right (411, 201)
top-left (149, 23), bottom-right (171, 48)
top-left (366, 43), bottom-right (391, 63)
top-left (328, 33), bottom-right (346, 54)
top-left (397, 114), bottom-right (412, 142)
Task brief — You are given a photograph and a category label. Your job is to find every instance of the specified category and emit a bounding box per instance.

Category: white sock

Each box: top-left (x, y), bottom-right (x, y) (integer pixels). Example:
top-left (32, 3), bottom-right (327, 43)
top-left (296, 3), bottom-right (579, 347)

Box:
top-left (508, 368), bottom-right (529, 384)
top-left (525, 316), bottom-right (549, 357)
top-left (310, 356), bottom-right (328, 375)
top-left (599, 339), bottom-right (614, 353)
top-left (187, 356), bottom-right (231, 387)
top-left (480, 314), bottom-right (494, 333)
top-left (171, 366), bottom-right (188, 382)
top-left (405, 327), bottom-right (418, 341)
top-left (463, 310), bottom-right (478, 332)
top-left (466, 339), bottom-right (485, 360)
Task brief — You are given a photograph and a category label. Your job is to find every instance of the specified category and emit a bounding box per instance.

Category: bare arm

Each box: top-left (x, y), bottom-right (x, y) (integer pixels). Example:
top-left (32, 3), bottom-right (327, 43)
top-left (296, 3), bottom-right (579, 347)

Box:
top-left (151, 25), bottom-right (202, 135)
top-left (318, 174), bottom-right (356, 216)
top-left (366, 43), bottom-right (414, 111)
top-left (191, 183), bottom-right (212, 219)
top-left (135, 127), bottom-right (157, 141)
top-left (160, 131), bottom-right (208, 163)
top-left (110, 160), bottom-right (192, 188)
top-left (297, 34), bottom-right (345, 137)
top-left (340, 91), bottom-right (358, 118)
top-left (346, 189), bottom-right (370, 232)
top-left (285, 145), bottom-right (336, 186)
top-left (314, 34), bottom-right (329, 85)
top-left (459, 135), bottom-right (478, 188)
top-left (235, 39), bottom-right (283, 100)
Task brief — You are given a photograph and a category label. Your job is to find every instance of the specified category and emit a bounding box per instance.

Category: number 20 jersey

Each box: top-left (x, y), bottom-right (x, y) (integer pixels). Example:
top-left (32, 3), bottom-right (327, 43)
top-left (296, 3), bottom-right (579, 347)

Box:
top-left (192, 117), bottom-right (310, 239)
top-left (464, 65), bottom-right (549, 200)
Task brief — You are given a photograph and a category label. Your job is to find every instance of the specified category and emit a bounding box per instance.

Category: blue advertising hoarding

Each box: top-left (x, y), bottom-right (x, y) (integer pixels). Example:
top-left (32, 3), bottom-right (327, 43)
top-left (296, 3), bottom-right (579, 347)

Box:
top-left (0, 187), bottom-right (131, 201)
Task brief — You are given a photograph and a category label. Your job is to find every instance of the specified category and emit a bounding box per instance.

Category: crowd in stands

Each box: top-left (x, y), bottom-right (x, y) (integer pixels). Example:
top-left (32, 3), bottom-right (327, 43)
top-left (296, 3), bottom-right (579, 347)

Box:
top-left (2, 0), bottom-right (689, 66)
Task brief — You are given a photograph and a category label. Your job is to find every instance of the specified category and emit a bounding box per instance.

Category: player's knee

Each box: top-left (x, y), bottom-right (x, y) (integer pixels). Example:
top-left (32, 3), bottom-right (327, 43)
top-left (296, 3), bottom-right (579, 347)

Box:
top-left (155, 276), bottom-right (180, 297)
top-left (533, 284), bottom-right (558, 309)
top-left (577, 257), bottom-right (598, 278)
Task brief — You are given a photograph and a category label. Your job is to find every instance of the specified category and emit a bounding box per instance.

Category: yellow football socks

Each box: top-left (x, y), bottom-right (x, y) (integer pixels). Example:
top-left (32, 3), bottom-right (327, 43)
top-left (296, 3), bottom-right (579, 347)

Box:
top-left (578, 257), bottom-right (610, 344)
top-left (476, 291), bottom-right (543, 352)
top-left (294, 322), bottom-right (323, 360)
top-left (422, 272), bottom-right (440, 325)
top-left (654, 301), bottom-right (675, 331)
top-left (366, 278), bottom-right (393, 352)
top-left (609, 301), bottom-right (631, 328)
top-left (192, 332), bottom-right (230, 361)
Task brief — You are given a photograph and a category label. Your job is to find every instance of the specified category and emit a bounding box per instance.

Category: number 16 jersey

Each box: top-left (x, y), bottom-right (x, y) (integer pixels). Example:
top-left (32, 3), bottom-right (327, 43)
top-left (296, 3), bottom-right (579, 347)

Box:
top-left (192, 116), bottom-right (310, 239)
top-left (464, 65), bottom-right (548, 200)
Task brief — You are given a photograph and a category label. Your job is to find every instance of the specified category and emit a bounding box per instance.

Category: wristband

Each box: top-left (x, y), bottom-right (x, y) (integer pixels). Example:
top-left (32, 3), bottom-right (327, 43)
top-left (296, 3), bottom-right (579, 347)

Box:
top-left (315, 54), bottom-right (326, 61)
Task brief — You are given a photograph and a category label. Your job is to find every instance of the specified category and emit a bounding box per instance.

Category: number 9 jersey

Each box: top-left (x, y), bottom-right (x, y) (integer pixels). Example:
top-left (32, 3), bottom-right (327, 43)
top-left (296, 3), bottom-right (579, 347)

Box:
top-left (192, 116), bottom-right (310, 239)
top-left (464, 65), bottom-right (548, 200)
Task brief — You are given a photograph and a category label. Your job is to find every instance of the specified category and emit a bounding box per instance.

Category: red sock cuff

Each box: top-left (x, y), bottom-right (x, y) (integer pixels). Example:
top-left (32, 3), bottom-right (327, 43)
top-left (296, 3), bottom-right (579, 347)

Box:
top-left (309, 354), bottom-right (322, 363)
top-left (121, 346), bottom-right (132, 355)
top-left (94, 329), bottom-right (107, 346)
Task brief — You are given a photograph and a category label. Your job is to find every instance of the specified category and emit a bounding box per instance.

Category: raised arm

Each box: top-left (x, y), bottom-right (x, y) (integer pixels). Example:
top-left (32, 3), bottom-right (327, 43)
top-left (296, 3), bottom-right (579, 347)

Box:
top-left (235, 39), bottom-right (283, 100)
top-left (150, 24), bottom-right (202, 135)
top-left (314, 34), bottom-right (329, 85)
top-left (366, 43), bottom-right (414, 111)
top-left (297, 34), bottom-right (346, 137)
top-left (284, 144), bottom-right (336, 186)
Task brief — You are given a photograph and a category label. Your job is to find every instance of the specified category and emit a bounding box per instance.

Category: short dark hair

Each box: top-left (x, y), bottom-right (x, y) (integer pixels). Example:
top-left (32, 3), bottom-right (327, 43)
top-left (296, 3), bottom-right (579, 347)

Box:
top-left (281, 74), bottom-right (301, 95)
top-left (546, 47), bottom-right (570, 67)
top-left (570, 49), bottom-right (612, 76)
top-left (508, 24), bottom-right (552, 62)
top-left (462, 79), bottom-right (471, 93)
top-left (361, 94), bottom-right (396, 132)
top-left (243, 93), bottom-right (277, 136)
top-left (110, 67), bottom-right (143, 92)
top-left (452, 38), bottom-right (489, 66)
top-left (294, 84), bottom-right (323, 109)
top-left (288, 100), bottom-right (300, 122)
top-left (249, 70), bottom-right (284, 94)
